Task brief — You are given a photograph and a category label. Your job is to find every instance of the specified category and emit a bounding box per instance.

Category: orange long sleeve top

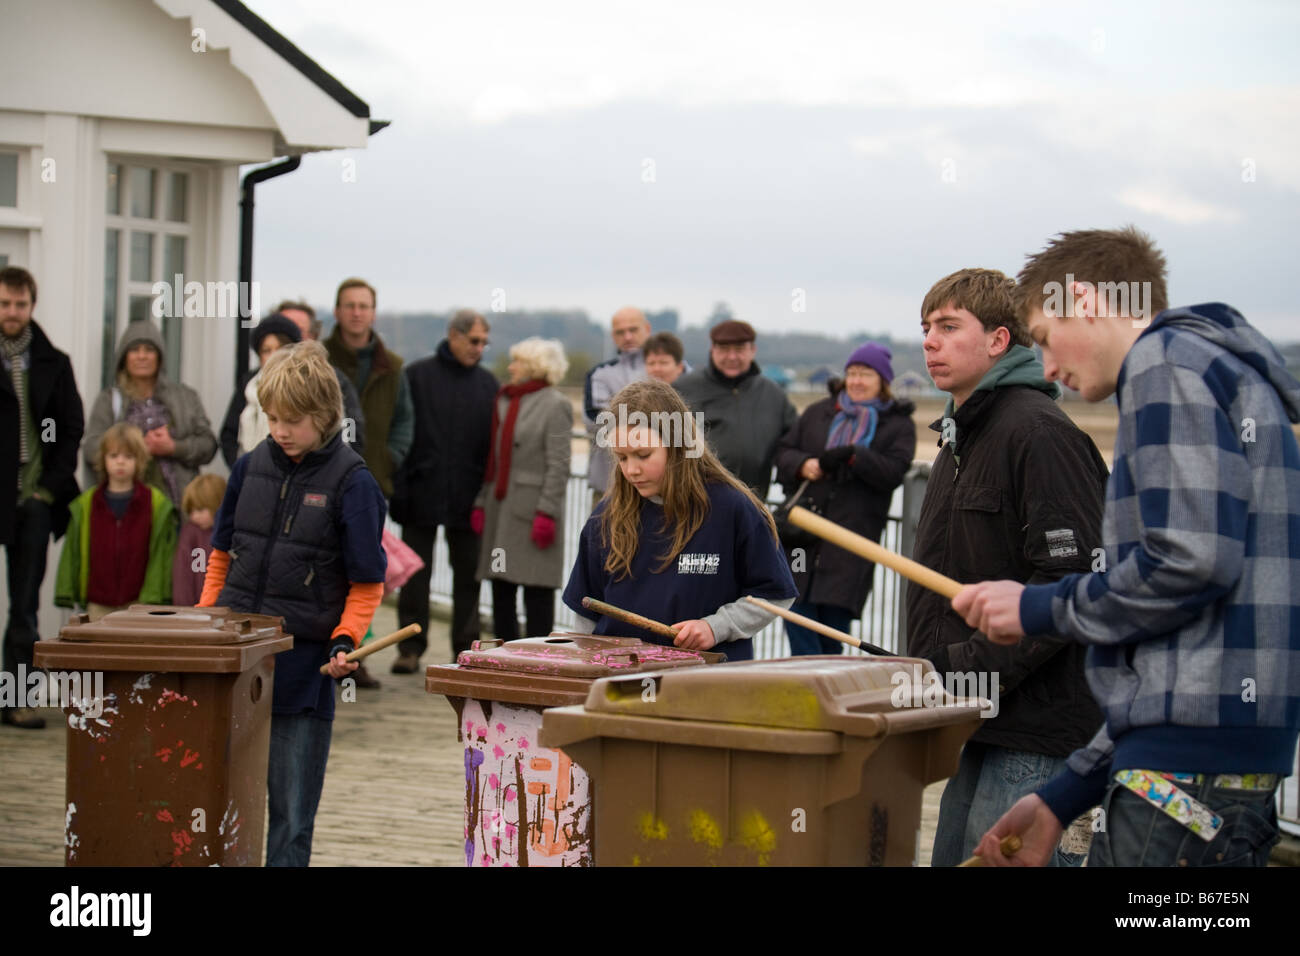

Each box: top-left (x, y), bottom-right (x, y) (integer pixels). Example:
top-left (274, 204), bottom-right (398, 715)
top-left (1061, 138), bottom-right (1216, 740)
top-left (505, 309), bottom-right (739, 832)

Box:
top-left (198, 549), bottom-right (383, 647)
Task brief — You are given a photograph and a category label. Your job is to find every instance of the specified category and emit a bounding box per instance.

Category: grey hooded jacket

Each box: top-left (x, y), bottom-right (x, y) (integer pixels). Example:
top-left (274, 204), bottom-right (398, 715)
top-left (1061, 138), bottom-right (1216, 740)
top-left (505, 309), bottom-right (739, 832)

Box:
top-left (82, 319), bottom-right (218, 505)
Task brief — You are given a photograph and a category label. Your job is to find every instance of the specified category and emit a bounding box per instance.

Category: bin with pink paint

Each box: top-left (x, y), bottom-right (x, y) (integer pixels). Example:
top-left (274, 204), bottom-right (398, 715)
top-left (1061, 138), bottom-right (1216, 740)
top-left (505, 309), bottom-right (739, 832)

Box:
top-left (425, 634), bottom-right (719, 867)
top-left (32, 605), bottom-right (291, 866)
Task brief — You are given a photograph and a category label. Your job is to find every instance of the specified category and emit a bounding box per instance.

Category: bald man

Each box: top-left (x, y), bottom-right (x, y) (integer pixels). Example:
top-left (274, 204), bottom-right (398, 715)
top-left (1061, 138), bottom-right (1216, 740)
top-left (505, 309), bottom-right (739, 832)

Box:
top-left (583, 306), bottom-right (651, 503)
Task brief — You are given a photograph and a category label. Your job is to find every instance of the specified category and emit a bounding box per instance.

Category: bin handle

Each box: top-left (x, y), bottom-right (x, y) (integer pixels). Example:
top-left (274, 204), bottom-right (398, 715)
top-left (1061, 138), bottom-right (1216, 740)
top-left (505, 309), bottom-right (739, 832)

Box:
top-left (318, 624), bottom-right (422, 674)
top-left (828, 702), bottom-right (985, 737)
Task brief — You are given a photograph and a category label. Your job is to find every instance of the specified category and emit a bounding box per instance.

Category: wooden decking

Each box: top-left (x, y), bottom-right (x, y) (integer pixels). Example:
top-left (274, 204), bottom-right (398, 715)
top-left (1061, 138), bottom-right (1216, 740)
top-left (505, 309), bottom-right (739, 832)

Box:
top-left (0, 603), bottom-right (945, 867)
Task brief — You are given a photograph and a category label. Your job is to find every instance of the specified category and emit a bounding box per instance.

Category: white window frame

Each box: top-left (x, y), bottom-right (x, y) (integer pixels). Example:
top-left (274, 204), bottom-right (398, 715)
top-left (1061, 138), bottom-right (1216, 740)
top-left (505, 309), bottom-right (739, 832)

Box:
top-left (103, 156), bottom-right (202, 390)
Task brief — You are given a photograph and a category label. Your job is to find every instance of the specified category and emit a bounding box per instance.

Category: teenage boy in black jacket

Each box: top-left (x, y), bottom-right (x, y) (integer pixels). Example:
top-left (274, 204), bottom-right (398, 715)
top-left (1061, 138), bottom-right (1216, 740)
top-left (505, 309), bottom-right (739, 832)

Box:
top-left (908, 268), bottom-right (1107, 865)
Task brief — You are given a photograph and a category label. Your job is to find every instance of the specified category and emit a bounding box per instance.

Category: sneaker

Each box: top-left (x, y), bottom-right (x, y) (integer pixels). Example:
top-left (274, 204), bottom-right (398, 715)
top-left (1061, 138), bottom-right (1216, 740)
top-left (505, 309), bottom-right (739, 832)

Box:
top-left (391, 653), bottom-right (420, 675)
top-left (353, 663), bottom-right (381, 689)
top-left (2, 707), bottom-right (46, 729)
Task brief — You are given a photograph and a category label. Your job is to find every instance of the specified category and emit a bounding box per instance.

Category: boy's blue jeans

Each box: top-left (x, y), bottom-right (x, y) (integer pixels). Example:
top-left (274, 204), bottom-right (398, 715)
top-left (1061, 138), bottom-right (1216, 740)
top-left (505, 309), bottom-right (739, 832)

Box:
top-left (931, 740), bottom-right (1083, 867)
top-left (1087, 773), bottom-right (1281, 867)
top-left (266, 713), bottom-right (333, 867)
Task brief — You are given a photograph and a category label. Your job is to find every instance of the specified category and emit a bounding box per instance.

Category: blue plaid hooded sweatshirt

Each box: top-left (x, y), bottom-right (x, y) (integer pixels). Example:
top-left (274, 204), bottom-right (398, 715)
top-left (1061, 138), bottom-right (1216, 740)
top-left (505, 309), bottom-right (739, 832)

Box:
top-left (1022, 303), bottom-right (1300, 825)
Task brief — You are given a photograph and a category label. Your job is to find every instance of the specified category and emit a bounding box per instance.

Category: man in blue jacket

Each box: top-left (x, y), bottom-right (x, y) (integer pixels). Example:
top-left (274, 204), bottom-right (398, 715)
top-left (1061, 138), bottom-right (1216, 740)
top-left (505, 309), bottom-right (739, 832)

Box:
top-left (957, 226), bottom-right (1300, 867)
top-left (390, 310), bottom-right (498, 670)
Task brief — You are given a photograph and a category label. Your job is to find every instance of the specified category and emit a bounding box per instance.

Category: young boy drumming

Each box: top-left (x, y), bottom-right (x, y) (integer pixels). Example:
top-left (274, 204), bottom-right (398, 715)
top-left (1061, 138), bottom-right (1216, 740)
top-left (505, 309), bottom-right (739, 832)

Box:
top-left (958, 227), bottom-right (1300, 867)
top-left (200, 341), bottom-right (387, 867)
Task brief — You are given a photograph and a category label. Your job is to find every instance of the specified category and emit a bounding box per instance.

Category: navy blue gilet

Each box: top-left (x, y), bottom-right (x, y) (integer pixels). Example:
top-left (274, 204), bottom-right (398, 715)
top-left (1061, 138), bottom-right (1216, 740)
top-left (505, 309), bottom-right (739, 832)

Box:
top-left (217, 432), bottom-right (363, 645)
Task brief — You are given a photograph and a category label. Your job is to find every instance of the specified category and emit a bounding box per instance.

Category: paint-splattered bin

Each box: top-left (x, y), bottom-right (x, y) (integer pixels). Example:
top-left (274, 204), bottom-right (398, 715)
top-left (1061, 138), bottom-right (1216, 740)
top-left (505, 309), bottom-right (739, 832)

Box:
top-left (540, 656), bottom-right (985, 866)
top-left (33, 605), bottom-right (291, 866)
top-left (426, 635), bottom-right (721, 867)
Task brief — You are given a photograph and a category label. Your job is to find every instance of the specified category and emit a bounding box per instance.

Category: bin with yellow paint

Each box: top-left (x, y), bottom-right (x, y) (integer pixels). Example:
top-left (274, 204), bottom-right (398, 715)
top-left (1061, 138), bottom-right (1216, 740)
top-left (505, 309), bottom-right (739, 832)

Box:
top-left (425, 635), bottom-right (720, 867)
top-left (539, 656), bottom-right (985, 866)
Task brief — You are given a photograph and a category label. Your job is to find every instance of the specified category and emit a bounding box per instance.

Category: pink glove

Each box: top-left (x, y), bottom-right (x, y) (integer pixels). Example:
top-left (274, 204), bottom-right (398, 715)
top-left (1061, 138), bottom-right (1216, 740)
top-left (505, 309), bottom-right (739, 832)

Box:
top-left (531, 512), bottom-right (556, 550)
top-left (470, 507), bottom-right (485, 536)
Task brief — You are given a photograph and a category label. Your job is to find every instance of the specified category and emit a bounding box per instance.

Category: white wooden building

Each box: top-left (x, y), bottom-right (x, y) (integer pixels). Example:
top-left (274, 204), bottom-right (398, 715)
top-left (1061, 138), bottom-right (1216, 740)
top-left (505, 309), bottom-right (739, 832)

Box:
top-left (0, 0), bottom-right (380, 633)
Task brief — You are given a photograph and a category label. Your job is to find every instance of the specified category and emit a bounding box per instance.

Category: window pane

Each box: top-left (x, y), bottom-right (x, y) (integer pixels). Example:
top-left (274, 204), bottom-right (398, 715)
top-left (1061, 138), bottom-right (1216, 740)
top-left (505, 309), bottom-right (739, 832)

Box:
top-left (162, 315), bottom-right (183, 378)
top-left (165, 172), bottom-right (188, 222)
top-left (103, 229), bottom-right (120, 389)
top-left (163, 235), bottom-right (186, 283)
top-left (0, 152), bottom-right (17, 207)
top-left (106, 163), bottom-right (121, 216)
top-left (129, 167), bottom-right (156, 219)
top-left (128, 295), bottom-right (151, 323)
top-left (129, 232), bottom-right (154, 282)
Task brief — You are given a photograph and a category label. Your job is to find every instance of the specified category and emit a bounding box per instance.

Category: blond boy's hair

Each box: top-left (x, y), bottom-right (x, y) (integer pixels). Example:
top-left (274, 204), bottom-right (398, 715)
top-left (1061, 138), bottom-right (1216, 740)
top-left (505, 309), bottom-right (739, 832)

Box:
top-left (182, 473), bottom-right (226, 516)
top-left (257, 340), bottom-right (344, 436)
top-left (96, 423), bottom-right (150, 482)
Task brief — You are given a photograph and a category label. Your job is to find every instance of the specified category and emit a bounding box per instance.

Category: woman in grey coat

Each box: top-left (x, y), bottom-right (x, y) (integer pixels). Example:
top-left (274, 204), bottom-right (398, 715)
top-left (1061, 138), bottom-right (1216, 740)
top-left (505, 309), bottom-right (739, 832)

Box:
top-left (472, 337), bottom-right (572, 640)
top-left (82, 319), bottom-right (218, 510)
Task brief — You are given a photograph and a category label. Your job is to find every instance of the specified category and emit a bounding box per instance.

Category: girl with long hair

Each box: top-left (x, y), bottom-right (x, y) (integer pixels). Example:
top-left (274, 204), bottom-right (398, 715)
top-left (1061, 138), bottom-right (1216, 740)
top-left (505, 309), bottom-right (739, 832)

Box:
top-left (562, 379), bottom-right (796, 660)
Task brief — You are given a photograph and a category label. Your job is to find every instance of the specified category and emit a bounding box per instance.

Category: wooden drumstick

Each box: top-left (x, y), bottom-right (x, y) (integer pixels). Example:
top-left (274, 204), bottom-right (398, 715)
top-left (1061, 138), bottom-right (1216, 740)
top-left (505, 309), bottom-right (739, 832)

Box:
top-left (581, 597), bottom-right (679, 639)
top-left (319, 623), bottom-right (422, 674)
top-left (744, 596), bottom-right (893, 656)
top-left (957, 834), bottom-right (1023, 867)
top-left (787, 506), bottom-right (963, 600)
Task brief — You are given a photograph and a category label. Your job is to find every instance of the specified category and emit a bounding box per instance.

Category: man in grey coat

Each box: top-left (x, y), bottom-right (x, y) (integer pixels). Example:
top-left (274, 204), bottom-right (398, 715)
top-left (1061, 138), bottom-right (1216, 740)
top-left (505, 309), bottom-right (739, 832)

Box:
top-left (674, 319), bottom-right (797, 501)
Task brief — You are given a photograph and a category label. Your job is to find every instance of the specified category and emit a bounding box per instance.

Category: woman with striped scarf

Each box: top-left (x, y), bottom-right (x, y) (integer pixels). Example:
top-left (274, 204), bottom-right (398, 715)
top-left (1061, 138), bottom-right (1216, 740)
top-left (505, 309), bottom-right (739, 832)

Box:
top-left (773, 343), bottom-right (917, 654)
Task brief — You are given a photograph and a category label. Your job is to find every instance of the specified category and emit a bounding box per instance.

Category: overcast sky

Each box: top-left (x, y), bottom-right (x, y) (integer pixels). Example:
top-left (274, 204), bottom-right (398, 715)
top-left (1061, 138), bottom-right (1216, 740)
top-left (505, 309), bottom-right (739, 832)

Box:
top-left (246, 0), bottom-right (1300, 342)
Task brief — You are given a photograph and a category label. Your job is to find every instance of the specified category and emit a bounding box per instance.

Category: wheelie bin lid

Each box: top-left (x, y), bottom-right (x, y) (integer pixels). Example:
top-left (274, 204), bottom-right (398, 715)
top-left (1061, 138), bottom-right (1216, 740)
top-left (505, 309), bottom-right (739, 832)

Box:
top-left (541, 656), bottom-right (987, 753)
top-left (426, 634), bottom-right (724, 708)
top-left (34, 605), bottom-right (292, 673)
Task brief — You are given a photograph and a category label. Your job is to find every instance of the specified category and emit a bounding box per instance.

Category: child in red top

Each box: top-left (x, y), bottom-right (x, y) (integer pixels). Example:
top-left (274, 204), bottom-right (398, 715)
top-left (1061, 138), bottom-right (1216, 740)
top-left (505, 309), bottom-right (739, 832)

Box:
top-left (55, 423), bottom-right (175, 620)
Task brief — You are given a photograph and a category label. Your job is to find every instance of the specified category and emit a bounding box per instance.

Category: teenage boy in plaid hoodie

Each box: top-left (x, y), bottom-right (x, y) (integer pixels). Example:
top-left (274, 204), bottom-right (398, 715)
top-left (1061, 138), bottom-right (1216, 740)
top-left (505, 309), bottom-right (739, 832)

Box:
top-left (956, 227), bottom-right (1300, 867)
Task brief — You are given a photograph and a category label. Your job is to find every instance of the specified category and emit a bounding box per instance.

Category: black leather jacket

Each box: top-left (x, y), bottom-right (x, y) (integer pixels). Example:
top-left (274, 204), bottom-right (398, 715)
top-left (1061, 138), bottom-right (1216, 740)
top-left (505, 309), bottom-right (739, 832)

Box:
top-left (905, 385), bottom-right (1108, 755)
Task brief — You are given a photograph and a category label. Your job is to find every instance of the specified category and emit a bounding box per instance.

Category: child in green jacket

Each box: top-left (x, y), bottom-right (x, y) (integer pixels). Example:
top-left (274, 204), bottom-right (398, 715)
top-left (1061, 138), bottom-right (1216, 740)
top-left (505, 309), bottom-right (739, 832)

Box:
top-left (56, 423), bottom-right (175, 620)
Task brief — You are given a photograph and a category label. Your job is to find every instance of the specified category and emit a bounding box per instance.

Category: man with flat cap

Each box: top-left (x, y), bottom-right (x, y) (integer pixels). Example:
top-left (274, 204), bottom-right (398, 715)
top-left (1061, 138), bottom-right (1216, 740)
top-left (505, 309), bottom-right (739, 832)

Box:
top-left (674, 319), bottom-right (797, 500)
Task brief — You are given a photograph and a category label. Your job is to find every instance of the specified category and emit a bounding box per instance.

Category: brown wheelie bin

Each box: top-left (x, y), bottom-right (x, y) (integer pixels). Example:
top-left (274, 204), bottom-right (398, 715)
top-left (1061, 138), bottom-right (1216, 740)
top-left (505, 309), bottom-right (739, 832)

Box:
top-left (33, 605), bottom-right (291, 866)
top-left (540, 655), bottom-right (987, 865)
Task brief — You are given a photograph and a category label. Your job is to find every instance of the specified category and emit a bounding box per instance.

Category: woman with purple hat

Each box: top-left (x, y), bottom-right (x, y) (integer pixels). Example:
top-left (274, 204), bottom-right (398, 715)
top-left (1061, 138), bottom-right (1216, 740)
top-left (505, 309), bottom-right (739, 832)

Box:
top-left (774, 342), bottom-right (917, 654)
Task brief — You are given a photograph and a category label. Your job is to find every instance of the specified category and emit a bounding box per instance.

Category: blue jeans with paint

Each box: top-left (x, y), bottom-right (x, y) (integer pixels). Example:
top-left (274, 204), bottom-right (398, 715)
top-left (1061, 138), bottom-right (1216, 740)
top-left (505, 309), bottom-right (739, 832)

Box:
top-left (1087, 773), bottom-right (1281, 867)
top-left (784, 601), bottom-right (853, 656)
top-left (266, 713), bottom-right (333, 867)
top-left (931, 740), bottom-right (1082, 867)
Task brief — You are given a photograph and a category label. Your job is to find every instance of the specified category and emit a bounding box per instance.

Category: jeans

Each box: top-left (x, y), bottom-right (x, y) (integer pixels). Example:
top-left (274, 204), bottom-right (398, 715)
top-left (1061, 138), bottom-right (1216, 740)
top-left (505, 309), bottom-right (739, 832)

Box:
top-left (784, 600), bottom-right (852, 656)
top-left (490, 580), bottom-right (554, 641)
top-left (1088, 773), bottom-right (1281, 867)
top-left (266, 713), bottom-right (333, 867)
top-left (931, 740), bottom-right (1082, 867)
top-left (4, 497), bottom-right (52, 684)
top-left (397, 524), bottom-right (482, 661)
